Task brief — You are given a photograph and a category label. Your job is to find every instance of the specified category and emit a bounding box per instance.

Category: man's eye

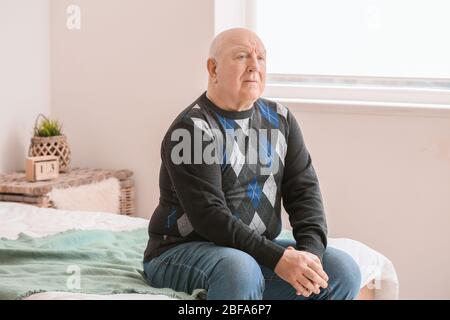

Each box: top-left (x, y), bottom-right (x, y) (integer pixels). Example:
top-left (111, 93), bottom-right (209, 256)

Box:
top-left (237, 55), bottom-right (246, 59)
top-left (258, 56), bottom-right (265, 61)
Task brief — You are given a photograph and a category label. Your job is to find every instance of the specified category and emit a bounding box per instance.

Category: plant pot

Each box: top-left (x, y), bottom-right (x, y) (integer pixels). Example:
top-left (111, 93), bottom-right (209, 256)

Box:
top-left (28, 135), bottom-right (71, 172)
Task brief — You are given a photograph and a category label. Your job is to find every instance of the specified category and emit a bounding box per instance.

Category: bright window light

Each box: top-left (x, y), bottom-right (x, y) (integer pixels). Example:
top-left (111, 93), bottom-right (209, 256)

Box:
top-left (256, 0), bottom-right (450, 80)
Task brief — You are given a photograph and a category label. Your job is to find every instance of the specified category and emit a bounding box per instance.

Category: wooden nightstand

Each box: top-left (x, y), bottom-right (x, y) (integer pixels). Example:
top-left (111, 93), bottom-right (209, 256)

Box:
top-left (0, 168), bottom-right (135, 215)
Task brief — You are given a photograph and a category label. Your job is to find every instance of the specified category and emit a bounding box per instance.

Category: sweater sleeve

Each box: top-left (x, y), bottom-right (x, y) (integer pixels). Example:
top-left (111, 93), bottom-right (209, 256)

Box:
top-left (162, 119), bottom-right (285, 270)
top-left (281, 110), bottom-right (328, 261)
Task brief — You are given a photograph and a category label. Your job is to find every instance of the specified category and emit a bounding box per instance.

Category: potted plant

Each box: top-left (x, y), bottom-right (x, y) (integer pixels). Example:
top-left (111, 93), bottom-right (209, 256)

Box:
top-left (28, 114), bottom-right (71, 172)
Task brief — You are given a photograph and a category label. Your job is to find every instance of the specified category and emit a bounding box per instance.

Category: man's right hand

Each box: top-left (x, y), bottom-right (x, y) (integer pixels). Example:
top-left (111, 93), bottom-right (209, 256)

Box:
top-left (274, 246), bottom-right (329, 297)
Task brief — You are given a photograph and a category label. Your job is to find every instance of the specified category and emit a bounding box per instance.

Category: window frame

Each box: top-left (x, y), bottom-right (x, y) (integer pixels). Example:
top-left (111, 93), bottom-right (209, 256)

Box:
top-left (215, 0), bottom-right (450, 112)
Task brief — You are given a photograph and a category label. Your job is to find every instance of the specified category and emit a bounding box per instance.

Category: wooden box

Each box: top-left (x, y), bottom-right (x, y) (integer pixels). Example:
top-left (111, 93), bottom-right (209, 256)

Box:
top-left (25, 156), bottom-right (59, 182)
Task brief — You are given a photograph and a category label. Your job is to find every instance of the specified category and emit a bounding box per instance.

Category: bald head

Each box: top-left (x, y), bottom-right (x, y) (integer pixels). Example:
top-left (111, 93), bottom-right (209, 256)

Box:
top-left (208, 28), bottom-right (266, 60)
top-left (206, 28), bottom-right (267, 111)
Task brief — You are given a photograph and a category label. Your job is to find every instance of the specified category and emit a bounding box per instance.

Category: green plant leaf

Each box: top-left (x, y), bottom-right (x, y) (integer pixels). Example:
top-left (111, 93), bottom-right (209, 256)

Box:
top-left (34, 115), bottom-right (63, 137)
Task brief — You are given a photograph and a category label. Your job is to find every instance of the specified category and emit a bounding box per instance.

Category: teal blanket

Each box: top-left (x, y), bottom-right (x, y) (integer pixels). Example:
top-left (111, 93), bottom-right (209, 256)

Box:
top-left (0, 228), bottom-right (205, 300)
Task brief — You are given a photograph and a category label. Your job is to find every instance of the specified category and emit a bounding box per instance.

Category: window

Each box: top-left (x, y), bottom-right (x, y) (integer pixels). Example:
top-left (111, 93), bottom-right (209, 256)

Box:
top-left (215, 0), bottom-right (450, 107)
top-left (257, 0), bottom-right (450, 80)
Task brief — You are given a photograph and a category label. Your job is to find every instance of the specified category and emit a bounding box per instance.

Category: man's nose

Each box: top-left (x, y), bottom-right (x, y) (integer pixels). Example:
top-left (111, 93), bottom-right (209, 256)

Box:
top-left (247, 53), bottom-right (260, 73)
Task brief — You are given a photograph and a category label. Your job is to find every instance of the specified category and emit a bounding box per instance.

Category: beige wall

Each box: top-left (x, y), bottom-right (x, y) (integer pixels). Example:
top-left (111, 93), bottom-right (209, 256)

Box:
top-left (281, 106), bottom-right (450, 299)
top-left (0, 0), bottom-right (50, 173)
top-left (50, 0), bottom-right (214, 218)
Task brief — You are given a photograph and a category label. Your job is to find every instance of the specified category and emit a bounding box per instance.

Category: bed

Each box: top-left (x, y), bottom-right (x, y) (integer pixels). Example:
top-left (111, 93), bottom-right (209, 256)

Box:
top-left (0, 202), bottom-right (399, 300)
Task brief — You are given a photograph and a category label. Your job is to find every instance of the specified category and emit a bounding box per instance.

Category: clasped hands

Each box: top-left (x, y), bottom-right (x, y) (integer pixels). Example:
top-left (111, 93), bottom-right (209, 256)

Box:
top-left (274, 246), bottom-right (329, 297)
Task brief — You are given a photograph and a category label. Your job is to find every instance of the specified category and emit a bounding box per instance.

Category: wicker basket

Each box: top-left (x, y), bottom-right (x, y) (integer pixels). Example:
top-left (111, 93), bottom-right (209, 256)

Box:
top-left (29, 135), bottom-right (71, 172)
top-left (119, 179), bottom-right (135, 215)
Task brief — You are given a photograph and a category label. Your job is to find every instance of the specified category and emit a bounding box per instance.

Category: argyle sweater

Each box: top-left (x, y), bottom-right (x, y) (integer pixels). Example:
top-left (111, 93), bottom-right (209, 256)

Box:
top-left (143, 92), bottom-right (327, 270)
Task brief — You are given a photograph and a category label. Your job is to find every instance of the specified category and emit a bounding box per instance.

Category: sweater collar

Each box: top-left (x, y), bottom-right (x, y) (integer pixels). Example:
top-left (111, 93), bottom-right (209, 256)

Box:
top-left (201, 92), bottom-right (255, 119)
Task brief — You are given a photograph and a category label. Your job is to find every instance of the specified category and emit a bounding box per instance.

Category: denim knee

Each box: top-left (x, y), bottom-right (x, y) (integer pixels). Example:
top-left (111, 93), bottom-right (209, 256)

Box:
top-left (208, 248), bottom-right (265, 300)
top-left (325, 248), bottom-right (362, 300)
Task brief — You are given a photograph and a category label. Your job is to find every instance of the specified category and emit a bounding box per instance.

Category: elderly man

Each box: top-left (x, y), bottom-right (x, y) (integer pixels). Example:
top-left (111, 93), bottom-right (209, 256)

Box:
top-left (143, 28), bottom-right (361, 300)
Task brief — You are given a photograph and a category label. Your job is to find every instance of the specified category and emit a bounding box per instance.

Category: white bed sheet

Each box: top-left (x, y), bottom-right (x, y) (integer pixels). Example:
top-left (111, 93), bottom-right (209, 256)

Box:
top-left (0, 202), bottom-right (398, 299)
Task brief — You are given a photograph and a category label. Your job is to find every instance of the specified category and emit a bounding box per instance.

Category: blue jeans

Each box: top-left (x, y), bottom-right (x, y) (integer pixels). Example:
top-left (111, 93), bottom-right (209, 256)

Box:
top-left (143, 238), bottom-right (361, 300)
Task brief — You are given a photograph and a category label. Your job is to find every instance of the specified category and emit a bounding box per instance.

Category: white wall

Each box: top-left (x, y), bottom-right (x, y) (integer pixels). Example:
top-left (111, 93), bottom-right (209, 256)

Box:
top-left (0, 0), bottom-right (50, 173)
top-left (281, 106), bottom-right (450, 299)
top-left (50, 0), bottom-right (214, 218)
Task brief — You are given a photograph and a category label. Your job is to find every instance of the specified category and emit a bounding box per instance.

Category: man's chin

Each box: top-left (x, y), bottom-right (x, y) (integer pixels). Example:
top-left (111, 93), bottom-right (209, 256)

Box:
top-left (241, 89), bottom-right (262, 101)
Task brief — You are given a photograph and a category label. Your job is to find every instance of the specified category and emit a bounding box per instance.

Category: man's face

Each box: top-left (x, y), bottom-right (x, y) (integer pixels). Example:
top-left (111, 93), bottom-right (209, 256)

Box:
top-left (213, 35), bottom-right (266, 107)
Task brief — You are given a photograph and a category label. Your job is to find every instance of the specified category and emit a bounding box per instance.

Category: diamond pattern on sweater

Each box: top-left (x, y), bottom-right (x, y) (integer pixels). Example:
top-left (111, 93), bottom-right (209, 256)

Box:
top-left (217, 114), bottom-right (236, 130)
top-left (229, 139), bottom-right (246, 177)
top-left (276, 102), bottom-right (288, 119)
top-left (275, 130), bottom-right (287, 165)
top-left (166, 208), bottom-right (177, 231)
top-left (247, 178), bottom-right (262, 209)
top-left (249, 211), bottom-right (266, 234)
top-left (234, 118), bottom-right (250, 136)
top-left (177, 213), bottom-right (194, 237)
top-left (259, 133), bottom-right (273, 168)
top-left (257, 100), bottom-right (279, 129)
top-left (262, 174), bottom-right (277, 207)
top-left (191, 117), bottom-right (213, 140)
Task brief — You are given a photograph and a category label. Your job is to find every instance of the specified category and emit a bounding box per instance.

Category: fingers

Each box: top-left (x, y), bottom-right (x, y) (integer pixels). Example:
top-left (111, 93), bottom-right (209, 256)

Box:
top-left (304, 267), bottom-right (328, 289)
top-left (286, 270), bottom-right (316, 297)
top-left (290, 279), bottom-right (308, 296)
top-left (294, 282), bottom-right (312, 297)
top-left (308, 260), bottom-right (329, 283)
top-left (297, 275), bottom-right (320, 295)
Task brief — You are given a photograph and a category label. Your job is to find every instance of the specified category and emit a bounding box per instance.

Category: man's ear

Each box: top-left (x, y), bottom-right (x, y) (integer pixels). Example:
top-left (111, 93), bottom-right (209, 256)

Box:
top-left (207, 58), bottom-right (217, 83)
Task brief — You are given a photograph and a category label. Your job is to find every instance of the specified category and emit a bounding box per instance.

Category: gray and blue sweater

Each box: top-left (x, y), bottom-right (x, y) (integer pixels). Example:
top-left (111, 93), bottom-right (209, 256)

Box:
top-left (144, 92), bottom-right (327, 270)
